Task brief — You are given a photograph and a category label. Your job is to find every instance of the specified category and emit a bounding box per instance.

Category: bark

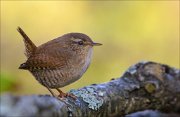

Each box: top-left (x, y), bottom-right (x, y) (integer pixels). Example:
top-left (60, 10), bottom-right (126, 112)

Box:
top-left (0, 61), bottom-right (180, 117)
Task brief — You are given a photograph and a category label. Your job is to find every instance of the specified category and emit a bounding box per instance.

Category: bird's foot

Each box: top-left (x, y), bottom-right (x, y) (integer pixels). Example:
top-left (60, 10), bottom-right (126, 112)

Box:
top-left (56, 88), bottom-right (77, 100)
top-left (58, 92), bottom-right (77, 100)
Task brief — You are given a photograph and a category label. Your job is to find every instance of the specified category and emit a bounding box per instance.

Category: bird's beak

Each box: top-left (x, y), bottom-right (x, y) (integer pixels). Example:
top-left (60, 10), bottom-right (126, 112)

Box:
top-left (92, 42), bottom-right (102, 46)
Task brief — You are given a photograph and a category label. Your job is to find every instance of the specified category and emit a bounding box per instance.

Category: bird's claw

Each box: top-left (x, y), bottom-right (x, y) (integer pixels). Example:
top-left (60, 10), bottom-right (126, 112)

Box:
top-left (58, 93), bottom-right (77, 100)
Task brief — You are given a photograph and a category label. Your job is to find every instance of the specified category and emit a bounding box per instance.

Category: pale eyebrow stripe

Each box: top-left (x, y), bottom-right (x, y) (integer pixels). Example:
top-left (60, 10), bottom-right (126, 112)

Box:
top-left (72, 38), bottom-right (83, 42)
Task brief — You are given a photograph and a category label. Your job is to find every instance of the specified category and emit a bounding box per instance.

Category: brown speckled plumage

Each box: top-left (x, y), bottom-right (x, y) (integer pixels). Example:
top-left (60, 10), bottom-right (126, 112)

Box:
top-left (17, 27), bottom-right (102, 98)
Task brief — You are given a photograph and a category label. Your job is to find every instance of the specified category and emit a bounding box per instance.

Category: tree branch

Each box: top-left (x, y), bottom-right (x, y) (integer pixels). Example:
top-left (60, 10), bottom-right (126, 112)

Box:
top-left (1, 61), bottom-right (180, 117)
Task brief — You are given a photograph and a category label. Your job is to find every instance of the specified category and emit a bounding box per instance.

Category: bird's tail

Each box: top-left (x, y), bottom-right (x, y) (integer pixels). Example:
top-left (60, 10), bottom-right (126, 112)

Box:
top-left (17, 27), bottom-right (37, 58)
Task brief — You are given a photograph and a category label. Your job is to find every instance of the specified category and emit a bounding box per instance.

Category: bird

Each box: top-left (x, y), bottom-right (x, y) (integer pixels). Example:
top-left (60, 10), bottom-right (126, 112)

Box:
top-left (17, 27), bottom-right (102, 98)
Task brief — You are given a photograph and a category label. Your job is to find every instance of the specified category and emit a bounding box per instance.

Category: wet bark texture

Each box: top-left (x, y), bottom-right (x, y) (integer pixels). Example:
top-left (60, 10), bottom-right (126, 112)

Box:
top-left (1, 61), bottom-right (180, 117)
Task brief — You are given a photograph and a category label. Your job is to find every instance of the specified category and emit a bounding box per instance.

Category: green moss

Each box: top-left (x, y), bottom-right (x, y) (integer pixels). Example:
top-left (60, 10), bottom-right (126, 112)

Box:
top-left (145, 83), bottom-right (156, 93)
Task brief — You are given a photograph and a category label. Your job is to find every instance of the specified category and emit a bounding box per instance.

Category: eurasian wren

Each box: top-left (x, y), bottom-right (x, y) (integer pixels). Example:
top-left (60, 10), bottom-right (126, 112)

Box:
top-left (17, 27), bottom-right (102, 98)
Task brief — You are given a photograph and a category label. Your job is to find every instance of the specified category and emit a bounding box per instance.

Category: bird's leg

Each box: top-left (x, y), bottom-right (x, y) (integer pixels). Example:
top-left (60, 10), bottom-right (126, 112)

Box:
top-left (47, 88), bottom-right (73, 108)
top-left (46, 88), bottom-right (68, 104)
top-left (47, 87), bottom-right (56, 97)
top-left (56, 88), bottom-right (67, 97)
top-left (56, 88), bottom-right (76, 99)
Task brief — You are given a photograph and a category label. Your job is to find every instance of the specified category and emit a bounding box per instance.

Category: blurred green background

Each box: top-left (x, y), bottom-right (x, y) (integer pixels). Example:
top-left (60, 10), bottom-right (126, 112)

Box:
top-left (1, 1), bottom-right (179, 95)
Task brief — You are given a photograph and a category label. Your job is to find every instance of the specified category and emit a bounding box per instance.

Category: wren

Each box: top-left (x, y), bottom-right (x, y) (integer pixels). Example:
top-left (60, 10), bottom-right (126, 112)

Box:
top-left (17, 27), bottom-right (102, 98)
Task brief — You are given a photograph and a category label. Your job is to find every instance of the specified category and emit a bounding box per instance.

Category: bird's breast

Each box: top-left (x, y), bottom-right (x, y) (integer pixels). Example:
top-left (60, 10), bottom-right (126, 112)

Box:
top-left (80, 48), bottom-right (93, 75)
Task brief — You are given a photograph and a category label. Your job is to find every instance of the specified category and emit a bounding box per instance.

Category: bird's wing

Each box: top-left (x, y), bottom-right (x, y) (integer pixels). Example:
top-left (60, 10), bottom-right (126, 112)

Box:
top-left (17, 27), bottom-right (37, 58)
top-left (19, 53), bottom-right (68, 70)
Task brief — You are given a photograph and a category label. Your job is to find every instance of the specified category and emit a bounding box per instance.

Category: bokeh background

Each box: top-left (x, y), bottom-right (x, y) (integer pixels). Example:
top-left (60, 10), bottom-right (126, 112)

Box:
top-left (1, 1), bottom-right (179, 95)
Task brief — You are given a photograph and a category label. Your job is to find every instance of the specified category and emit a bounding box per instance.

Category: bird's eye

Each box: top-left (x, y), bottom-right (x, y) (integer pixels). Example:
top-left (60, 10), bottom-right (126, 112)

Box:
top-left (71, 38), bottom-right (84, 45)
top-left (78, 41), bottom-right (84, 45)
